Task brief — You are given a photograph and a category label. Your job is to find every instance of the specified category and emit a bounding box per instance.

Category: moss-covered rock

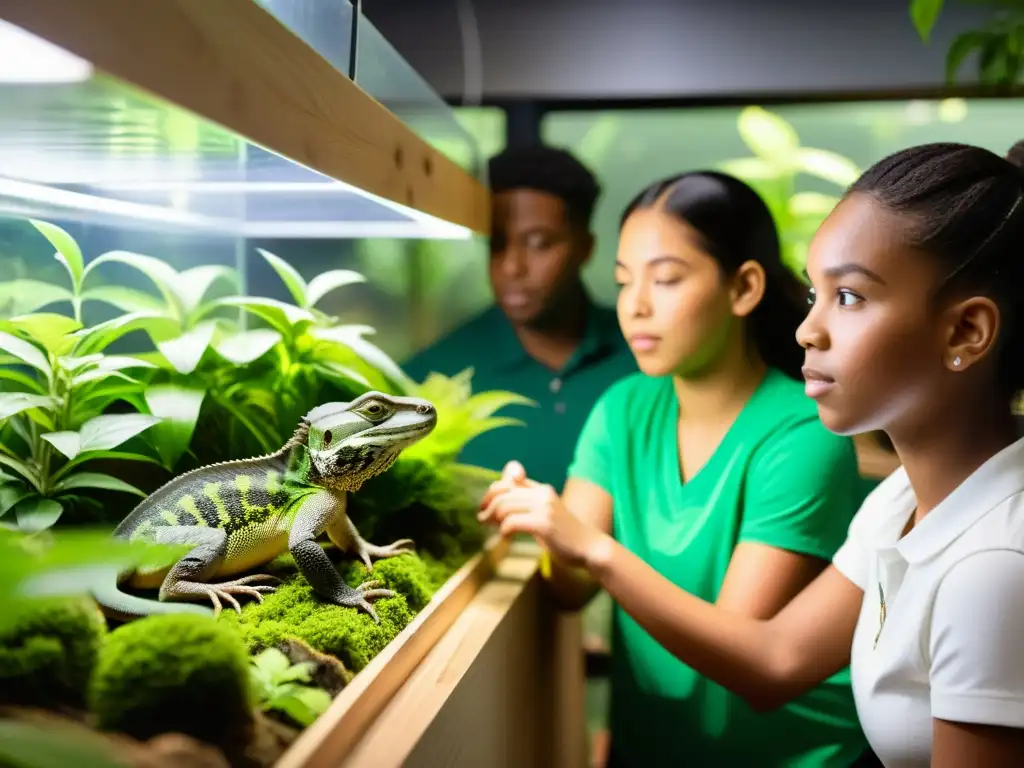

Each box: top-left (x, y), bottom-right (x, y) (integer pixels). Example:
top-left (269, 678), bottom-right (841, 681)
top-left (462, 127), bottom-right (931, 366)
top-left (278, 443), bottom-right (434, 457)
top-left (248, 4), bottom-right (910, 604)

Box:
top-left (220, 551), bottom-right (460, 672)
top-left (0, 596), bottom-right (107, 709)
top-left (88, 613), bottom-right (254, 752)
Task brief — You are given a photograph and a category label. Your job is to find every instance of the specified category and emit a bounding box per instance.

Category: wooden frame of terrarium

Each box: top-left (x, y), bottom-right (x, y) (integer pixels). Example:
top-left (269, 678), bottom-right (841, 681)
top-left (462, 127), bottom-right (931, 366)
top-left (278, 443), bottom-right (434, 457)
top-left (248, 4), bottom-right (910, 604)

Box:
top-left (0, 2), bottom-right (586, 767)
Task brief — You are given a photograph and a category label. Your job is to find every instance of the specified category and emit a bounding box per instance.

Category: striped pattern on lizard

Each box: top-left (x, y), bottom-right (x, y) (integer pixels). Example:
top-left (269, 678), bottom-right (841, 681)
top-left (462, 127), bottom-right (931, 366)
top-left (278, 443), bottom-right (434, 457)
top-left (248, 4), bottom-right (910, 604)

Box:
top-left (92, 391), bottom-right (437, 623)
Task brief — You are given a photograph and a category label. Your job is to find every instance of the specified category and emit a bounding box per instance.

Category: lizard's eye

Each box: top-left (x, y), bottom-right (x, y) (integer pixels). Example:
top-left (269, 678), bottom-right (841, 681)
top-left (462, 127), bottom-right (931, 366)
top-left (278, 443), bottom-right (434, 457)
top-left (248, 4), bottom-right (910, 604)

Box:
top-left (366, 403), bottom-right (383, 416)
top-left (323, 430), bottom-right (333, 447)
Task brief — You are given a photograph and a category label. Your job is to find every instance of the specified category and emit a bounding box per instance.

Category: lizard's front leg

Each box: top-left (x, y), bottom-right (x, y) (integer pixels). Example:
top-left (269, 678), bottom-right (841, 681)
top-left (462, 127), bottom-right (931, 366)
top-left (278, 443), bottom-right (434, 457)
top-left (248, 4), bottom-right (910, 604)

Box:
top-left (154, 526), bottom-right (279, 618)
top-left (324, 492), bottom-right (415, 572)
top-left (289, 491), bottom-right (395, 623)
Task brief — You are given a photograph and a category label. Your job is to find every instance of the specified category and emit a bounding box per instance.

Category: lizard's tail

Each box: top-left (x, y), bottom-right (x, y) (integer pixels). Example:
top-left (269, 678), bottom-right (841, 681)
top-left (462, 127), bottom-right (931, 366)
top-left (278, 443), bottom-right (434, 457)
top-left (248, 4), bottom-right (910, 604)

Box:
top-left (90, 571), bottom-right (214, 622)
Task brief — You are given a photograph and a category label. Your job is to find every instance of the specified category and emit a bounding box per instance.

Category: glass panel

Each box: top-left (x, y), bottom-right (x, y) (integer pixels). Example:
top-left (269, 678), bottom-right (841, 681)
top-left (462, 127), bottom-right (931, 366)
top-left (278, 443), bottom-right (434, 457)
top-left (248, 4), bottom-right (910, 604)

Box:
top-left (256, 0), bottom-right (354, 79)
top-left (0, 17), bottom-right (471, 242)
top-left (353, 9), bottom-right (486, 186)
top-left (543, 98), bottom-right (1024, 307)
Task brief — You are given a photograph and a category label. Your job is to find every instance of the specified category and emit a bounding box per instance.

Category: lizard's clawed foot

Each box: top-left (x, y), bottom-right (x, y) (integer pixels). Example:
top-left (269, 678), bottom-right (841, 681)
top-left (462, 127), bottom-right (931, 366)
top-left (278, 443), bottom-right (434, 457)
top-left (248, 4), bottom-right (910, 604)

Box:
top-left (355, 538), bottom-right (416, 572)
top-left (171, 574), bottom-right (281, 618)
top-left (335, 579), bottom-right (396, 624)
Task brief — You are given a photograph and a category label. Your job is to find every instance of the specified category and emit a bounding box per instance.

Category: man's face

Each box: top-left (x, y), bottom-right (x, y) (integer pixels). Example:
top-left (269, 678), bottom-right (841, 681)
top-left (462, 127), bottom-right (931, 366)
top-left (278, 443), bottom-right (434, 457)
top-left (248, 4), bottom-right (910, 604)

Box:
top-left (489, 189), bottom-right (592, 327)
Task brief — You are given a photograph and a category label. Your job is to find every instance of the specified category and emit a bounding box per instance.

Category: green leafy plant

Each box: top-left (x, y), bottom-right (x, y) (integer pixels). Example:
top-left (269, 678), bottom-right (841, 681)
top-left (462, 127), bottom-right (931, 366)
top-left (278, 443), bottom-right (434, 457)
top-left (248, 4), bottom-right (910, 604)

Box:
top-left (718, 106), bottom-right (861, 277)
top-left (248, 647), bottom-right (332, 728)
top-left (910, 0), bottom-right (1024, 88)
top-left (0, 314), bottom-right (165, 532)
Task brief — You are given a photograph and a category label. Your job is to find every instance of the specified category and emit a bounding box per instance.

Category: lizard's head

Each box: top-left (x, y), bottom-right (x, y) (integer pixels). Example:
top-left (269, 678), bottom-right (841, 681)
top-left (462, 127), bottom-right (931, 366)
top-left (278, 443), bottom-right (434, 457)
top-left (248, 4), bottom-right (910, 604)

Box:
top-left (303, 391), bottom-right (437, 490)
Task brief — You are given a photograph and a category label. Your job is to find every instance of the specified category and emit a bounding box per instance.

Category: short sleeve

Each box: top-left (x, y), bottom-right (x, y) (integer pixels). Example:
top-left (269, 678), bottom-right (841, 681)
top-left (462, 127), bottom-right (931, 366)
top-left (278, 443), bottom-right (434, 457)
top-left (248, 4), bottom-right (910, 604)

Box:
top-left (565, 390), bottom-right (614, 494)
top-left (929, 549), bottom-right (1024, 728)
top-left (740, 418), bottom-right (860, 562)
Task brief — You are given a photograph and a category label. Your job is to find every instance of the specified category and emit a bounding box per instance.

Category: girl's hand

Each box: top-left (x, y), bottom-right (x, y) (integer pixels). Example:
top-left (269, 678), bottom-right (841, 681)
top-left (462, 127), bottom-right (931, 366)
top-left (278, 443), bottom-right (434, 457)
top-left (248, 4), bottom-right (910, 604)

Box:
top-left (478, 472), bottom-right (610, 569)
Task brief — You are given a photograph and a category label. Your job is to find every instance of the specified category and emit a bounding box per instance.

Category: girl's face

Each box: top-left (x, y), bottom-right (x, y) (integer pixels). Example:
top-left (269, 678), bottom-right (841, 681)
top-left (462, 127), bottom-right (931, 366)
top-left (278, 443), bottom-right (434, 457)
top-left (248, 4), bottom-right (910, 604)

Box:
top-left (615, 208), bottom-right (765, 378)
top-left (797, 193), bottom-right (994, 437)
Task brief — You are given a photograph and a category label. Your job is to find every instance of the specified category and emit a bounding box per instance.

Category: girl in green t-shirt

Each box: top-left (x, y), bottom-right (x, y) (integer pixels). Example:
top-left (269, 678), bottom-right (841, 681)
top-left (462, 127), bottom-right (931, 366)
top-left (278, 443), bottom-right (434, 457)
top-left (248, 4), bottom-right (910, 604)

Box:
top-left (480, 171), bottom-right (872, 766)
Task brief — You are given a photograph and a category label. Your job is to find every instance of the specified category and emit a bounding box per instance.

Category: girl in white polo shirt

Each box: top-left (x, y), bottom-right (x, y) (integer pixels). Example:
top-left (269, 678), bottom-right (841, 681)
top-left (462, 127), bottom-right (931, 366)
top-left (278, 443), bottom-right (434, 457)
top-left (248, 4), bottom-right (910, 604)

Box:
top-left (481, 140), bottom-right (1024, 767)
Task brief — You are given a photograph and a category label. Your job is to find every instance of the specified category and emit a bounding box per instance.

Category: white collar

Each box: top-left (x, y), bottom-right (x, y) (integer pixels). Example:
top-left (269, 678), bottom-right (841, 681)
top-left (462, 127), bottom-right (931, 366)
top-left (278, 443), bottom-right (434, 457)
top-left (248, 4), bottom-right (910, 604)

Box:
top-left (895, 434), bottom-right (1024, 564)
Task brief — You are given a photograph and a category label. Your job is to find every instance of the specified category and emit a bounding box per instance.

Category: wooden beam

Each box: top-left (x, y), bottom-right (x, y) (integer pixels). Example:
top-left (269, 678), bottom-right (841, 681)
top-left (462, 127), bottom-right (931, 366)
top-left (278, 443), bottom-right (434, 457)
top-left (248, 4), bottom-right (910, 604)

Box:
top-left (0, 0), bottom-right (490, 236)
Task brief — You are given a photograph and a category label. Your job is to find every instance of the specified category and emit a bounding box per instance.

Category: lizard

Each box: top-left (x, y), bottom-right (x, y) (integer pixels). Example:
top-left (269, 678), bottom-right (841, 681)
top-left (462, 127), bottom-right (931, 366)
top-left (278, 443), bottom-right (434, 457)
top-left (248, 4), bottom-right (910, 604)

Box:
top-left (91, 390), bottom-right (437, 624)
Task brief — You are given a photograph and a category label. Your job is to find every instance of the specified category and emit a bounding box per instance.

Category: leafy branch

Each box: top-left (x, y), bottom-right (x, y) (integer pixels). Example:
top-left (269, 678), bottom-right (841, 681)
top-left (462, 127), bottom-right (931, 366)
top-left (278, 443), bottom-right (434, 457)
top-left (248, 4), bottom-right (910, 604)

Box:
top-left (910, 0), bottom-right (1024, 88)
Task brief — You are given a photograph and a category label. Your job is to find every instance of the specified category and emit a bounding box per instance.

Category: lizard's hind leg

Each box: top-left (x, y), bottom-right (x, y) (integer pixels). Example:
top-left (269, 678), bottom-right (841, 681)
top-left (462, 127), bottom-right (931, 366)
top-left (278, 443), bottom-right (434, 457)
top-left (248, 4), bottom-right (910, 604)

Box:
top-left (154, 526), bottom-right (280, 617)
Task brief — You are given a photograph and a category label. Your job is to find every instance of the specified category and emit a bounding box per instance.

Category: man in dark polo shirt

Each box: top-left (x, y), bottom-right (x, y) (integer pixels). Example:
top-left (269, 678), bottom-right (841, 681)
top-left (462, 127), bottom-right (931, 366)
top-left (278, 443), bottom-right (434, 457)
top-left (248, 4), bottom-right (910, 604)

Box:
top-left (402, 145), bottom-right (636, 491)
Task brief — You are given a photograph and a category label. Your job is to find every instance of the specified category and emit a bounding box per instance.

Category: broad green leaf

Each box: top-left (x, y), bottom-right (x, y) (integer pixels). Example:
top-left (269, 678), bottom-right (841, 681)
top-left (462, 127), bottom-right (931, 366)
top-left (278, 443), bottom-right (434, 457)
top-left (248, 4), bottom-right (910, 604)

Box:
top-left (40, 431), bottom-right (81, 460)
top-left (54, 471), bottom-right (145, 497)
top-left (0, 392), bottom-right (57, 421)
top-left (305, 269), bottom-right (366, 309)
top-left (465, 390), bottom-right (537, 420)
top-left (788, 192), bottom-right (841, 218)
top-left (258, 247), bottom-right (308, 307)
top-left (71, 369), bottom-right (141, 389)
top-left (0, 368), bottom-right (45, 393)
top-left (910, 0), bottom-right (944, 43)
top-left (0, 456), bottom-right (40, 492)
top-left (275, 687), bottom-right (332, 726)
top-left (156, 321), bottom-right (217, 375)
top-left (0, 719), bottom-right (126, 768)
top-left (52, 449), bottom-right (163, 480)
top-left (0, 331), bottom-right (51, 377)
top-left (82, 284), bottom-right (167, 314)
top-left (73, 312), bottom-right (181, 356)
top-left (144, 384), bottom-right (206, 469)
top-left (83, 250), bottom-right (182, 313)
top-left (178, 264), bottom-right (239, 316)
top-left (945, 30), bottom-right (993, 82)
top-left (0, 279), bottom-right (72, 316)
top-left (717, 157), bottom-right (781, 182)
top-left (43, 413), bottom-right (161, 460)
top-left (311, 325), bottom-right (414, 392)
top-left (59, 353), bottom-right (103, 371)
top-left (313, 361), bottom-right (372, 389)
top-left (253, 647), bottom-right (293, 677)
top-left (211, 296), bottom-right (315, 335)
top-left (8, 312), bottom-right (82, 355)
top-left (737, 106), bottom-right (800, 161)
top-left (0, 484), bottom-right (33, 517)
top-left (214, 329), bottom-right (282, 365)
top-left (14, 497), bottom-right (63, 532)
top-left (793, 148), bottom-right (861, 188)
top-left (30, 219), bottom-right (85, 293)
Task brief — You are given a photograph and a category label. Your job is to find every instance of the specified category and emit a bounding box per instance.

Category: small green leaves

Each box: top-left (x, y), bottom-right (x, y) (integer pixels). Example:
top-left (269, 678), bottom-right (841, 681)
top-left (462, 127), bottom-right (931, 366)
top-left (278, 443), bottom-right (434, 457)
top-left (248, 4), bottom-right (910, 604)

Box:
top-left (144, 384), bottom-right (206, 469)
top-left (910, 0), bottom-right (944, 43)
top-left (737, 106), bottom-right (800, 161)
top-left (13, 497), bottom-right (64, 532)
top-left (42, 413), bottom-right (162, 461)
top-left (30, 219), bottom-right (85, 295)
top-left (257, 247), bottom-right (366, 310)
top-left (213, 329), bottom-right (283, 365)
top-left (0, 392), bottom-right (58, 422)
top-left (0, 331), bottom-right (51, 378)
top-left (53, 471), bottom-right (145, 497)
top-left (258, 248), bottom-right (308, 307)
top-left (6, 313), bottom-right (83, 356)
top-left (305, 269), bottom-right (366, 309)
top-left (249, 647), bottom-right (333, 727)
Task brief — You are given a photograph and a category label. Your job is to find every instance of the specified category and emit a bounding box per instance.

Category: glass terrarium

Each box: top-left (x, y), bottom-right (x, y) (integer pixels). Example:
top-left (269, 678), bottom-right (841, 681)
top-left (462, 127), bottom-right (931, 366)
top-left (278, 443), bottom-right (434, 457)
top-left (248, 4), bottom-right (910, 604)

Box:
top-left (0, 6), bottom-right (550, 768)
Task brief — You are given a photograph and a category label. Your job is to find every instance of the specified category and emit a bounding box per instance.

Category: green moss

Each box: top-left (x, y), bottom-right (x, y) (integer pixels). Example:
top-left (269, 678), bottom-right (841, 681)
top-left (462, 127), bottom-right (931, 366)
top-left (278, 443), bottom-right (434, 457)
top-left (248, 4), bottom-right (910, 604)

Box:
top-left (88, 614), bottom-right (253, 750)
top-left (0, 596), bottom-right (107, 709)
top-left (221, 551), bottom-right (458, 672)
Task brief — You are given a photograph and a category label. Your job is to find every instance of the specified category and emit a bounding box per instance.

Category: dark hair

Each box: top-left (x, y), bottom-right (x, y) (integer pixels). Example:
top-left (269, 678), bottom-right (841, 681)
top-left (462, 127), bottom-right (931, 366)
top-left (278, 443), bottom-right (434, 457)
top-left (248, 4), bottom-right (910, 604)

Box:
top-left (619, 170), bottom-right (808, 381)
top-left (848, 141), bottom-right (1024, 394)
top-left (488, 145), bottom-right (601, 230)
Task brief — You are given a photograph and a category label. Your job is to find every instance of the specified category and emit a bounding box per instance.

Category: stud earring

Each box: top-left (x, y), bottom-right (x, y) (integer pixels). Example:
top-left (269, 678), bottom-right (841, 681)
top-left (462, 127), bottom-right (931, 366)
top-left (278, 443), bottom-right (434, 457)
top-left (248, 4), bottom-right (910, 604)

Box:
top-left (953, 356), bottom-right (962, 368)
